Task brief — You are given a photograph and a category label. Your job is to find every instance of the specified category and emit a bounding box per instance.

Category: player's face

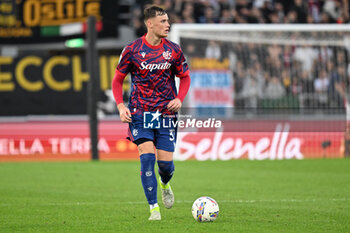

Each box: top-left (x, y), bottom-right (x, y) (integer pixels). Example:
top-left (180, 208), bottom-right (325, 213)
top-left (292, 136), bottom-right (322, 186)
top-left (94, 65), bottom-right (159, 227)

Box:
top-left (149, 14), bottom-right (170, 38)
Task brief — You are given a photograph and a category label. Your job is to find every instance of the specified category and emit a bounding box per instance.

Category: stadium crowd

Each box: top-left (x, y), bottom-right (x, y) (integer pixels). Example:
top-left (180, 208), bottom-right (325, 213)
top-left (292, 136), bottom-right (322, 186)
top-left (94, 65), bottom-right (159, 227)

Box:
top-left (131, 0), bottom-right (350, 110)
top-left (177, 36), bottom-right (350, 110)
top-left (226, 41), bottom-right (349, 109)
top-left (134, 0), bottom-right (350, 34)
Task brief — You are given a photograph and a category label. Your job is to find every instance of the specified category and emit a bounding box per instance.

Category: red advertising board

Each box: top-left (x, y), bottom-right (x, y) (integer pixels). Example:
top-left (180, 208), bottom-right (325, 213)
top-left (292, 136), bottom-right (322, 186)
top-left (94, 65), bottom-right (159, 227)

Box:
top-left (175, 129), bottom-right (344, 161)
top-left (0, 121), bottom-right (139, 161)
top-left (0, 120), bottom-right (345, 161)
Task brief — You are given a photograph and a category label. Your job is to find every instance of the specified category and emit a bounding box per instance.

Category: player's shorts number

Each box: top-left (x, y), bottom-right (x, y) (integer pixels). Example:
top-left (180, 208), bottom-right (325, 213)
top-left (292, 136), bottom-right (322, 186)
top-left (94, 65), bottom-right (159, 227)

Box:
top-left (169, 129), bottom-right (175, 141)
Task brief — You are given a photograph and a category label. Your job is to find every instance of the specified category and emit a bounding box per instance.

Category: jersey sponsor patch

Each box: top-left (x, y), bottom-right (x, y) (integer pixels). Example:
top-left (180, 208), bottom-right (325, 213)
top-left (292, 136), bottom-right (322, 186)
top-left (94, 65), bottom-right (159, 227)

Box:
top-left (139, 61), bottom-right (171, 71)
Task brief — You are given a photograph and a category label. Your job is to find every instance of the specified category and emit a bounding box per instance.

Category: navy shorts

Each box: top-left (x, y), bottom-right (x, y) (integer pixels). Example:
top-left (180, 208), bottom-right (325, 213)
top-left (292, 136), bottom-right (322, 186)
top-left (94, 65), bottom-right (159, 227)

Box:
top-left (127, 112), bottom-right (177, 152)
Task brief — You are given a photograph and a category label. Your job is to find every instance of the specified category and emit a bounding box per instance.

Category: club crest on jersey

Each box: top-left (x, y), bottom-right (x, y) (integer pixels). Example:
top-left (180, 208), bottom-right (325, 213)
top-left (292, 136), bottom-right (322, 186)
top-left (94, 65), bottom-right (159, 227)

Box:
top-left (163, 51), bottom-right (172, 60)
top-left (141, 52), bottom-right (146, 58)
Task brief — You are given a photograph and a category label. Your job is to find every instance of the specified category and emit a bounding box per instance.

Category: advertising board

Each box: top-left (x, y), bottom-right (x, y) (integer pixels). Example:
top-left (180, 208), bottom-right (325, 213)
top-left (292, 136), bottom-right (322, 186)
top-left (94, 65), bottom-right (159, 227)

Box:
top-left (0, 120), bottom-right (344, 161)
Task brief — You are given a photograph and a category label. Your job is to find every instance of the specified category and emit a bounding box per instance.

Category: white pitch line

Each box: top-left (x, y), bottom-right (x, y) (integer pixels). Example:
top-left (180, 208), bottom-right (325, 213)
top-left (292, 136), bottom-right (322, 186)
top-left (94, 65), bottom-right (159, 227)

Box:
top-left (0, 198), bottom-right (349, 207)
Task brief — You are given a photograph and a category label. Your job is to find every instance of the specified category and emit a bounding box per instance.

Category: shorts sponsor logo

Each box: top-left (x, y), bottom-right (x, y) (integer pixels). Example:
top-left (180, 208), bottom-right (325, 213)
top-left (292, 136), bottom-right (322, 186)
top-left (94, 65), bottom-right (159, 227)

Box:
top-left (133, 129), bottom-right (138, 136)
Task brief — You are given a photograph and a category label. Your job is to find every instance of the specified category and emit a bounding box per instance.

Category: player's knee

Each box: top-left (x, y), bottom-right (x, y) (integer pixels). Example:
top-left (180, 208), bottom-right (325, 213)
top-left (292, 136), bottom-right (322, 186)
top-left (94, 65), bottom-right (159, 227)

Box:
top-left (157, 149), bottom-right (173, 161)
top-left (137, 140), bottom-right (154, 155)
top-left (157, 160), bottom-right (174, 174)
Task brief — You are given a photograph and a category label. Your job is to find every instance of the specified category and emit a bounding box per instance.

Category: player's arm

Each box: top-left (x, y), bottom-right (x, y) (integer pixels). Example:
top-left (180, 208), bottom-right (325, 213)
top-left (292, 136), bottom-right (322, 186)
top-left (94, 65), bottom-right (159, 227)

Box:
top-left (167, 46), bottom-right (191, 112)
top-left (167, 71), bottom-right (191, 112)
top-left (112, 70), bottom-right (132, 123)
top-left (112, 46), bottom-right (132, 123)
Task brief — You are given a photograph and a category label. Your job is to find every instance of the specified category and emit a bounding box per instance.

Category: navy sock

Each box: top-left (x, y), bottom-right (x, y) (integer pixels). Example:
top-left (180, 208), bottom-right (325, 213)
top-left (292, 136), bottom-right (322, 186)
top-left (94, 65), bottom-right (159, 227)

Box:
top-left (157, 160), bottom-right (175, 185)
top-left (140, 153), bottom-right (157, 205)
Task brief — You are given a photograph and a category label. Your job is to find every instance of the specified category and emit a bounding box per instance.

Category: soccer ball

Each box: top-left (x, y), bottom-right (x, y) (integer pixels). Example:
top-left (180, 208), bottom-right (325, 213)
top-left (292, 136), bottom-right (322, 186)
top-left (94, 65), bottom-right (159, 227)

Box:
top-left (191, 196), bottom-right (219, 222)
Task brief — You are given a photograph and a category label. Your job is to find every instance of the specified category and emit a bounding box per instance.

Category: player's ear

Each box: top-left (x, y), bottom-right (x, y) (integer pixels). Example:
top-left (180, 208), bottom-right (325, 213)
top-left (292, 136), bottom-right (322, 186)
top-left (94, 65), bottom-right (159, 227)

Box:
top-left (145, 18), bottom-right (153, 29)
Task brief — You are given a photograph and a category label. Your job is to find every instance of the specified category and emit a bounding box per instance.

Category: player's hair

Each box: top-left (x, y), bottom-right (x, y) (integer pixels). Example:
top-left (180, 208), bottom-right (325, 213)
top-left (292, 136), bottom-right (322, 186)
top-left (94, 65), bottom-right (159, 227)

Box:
top-left (144, 5), bottom-right (166, 20)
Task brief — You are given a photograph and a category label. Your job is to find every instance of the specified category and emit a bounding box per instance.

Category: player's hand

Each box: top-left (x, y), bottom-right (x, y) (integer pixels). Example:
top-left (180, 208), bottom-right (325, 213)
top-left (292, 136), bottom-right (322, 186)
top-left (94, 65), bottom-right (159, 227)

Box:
top-left (167, 98), bottom-right (182, 112)
top-left (117, 103), bottom-right (132, 123)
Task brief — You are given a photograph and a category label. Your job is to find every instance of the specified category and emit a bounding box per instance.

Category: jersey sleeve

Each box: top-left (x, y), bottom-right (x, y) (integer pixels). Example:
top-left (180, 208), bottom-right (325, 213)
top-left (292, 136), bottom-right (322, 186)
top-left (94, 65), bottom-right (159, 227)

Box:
top-left (174, 47), bottom-right (189, 78)
top-left (116, 46), bottom-right (132, 75)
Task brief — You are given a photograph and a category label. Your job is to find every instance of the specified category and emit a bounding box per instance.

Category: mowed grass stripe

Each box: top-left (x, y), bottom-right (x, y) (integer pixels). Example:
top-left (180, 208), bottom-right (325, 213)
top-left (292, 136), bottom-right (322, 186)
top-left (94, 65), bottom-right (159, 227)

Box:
top-left (0, 159), bottom-right (349, 233)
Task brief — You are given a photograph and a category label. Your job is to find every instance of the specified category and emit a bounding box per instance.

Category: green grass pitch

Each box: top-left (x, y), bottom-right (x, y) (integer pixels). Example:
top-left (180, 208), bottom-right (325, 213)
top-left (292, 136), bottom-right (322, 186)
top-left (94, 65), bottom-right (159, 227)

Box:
top-left (0, 159), bottom-right (349, 233)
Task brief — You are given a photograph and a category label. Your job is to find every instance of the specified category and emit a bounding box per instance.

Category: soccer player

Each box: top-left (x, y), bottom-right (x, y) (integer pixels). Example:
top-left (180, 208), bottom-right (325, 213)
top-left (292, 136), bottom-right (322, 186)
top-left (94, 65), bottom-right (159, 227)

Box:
top-left (112, 6), bottom-right (191, 220)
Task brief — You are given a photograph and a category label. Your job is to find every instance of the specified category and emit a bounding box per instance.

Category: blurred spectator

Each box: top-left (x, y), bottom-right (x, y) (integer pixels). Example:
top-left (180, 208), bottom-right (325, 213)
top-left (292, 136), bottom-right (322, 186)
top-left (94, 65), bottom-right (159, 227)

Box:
top-left (168, 11), bottom-right (182, 24)
top-left (205, 41), bottom-right (222, 59)
top-left (241, 67), bottom-right (264, 109)
top-left (163, 0), bottom-right (173, 11)
top-left (253, 0), bottom-right (265, 9)
top-left (218, 0), bottom-right (232, 15)
top-left (306, 14), bottom-right (314, 23)
top-left (328, 63), bottom-right (345, 108)
top-left (345, 67), bottom-right (350, 99)
top-left (317, 45), bottom-right (333, 64)
top-left (267, 44), bottom-right (282, 65)
top-left (285, 10), bottom-right (298, 23)
top-left (265, 77), bottom-right (286, 99)
top-left (198, 6), bottom-right (220, 23)
top-left (281, 70), bottom-right (291, 94)
top-left (236, 0), bottom-right (250, 12)
top-left (323, 0), bottom-right (343, 22)
top-left (314, 69), bottom-right (330, 108)
top-left (294, 44), bottom-right (317, 73)
top-left (260, 0), bottom-right (274, 23)
top-left (250, 8), bottom-right (265, 23)
top-left (282, 45), bottom-right (293, 67)
top-left (184, 43), bottom-right (196, 58)
top-left (98, 90), bottom-right (118, 117)
top-left (342, 0), bottom-right (349, 23)
top-left (300, 70), bottom-right (314, 94)
top-left (220, 9), bottom-right (234, 23)
top-left (173, 0), bottom-right (183, 13)
top-left (320, 12), bottom-right (331, 23)
top-left (308, 0), bottom-right (322, 23)
top-left (275, 2), bottom-right (285, 22)
top-left (336, 50), bottom-right (346, 65)
top-left (291, 77), bottom-right (302, 96)
top-left (291, 0), bottom-right (307, 23)
top-left (234, 61), bottom-right (246, 108)
top-left (181, 2), bottom-right (196, 23)
top-left (299, 70), bottom-right (315, 108)
top-left (133, 17), bottom-right (147, 37)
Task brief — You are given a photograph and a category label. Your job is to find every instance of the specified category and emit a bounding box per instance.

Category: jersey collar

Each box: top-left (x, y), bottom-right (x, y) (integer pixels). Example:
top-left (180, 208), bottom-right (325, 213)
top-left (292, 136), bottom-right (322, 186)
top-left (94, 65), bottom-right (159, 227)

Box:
top-left (142, 34), bottom-right (164, 49)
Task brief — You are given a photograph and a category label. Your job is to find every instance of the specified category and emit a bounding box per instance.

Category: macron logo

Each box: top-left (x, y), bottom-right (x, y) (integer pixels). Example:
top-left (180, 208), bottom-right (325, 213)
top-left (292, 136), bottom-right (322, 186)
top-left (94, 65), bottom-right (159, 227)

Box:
top-left (140, 61), bottom-right (171, 72)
